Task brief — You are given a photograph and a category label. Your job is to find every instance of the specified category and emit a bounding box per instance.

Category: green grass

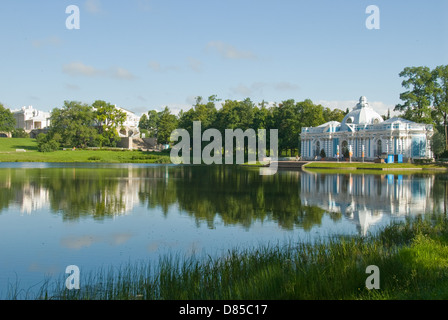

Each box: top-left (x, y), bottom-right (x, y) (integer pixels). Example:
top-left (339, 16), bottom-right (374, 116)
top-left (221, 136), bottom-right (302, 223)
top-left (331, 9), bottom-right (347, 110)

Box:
top-left (0, 138), bottom-right (171, 163)
top-left (19, 214), bottom-right (448, 300)
top-left (0, 138), bottom-right (38, 152)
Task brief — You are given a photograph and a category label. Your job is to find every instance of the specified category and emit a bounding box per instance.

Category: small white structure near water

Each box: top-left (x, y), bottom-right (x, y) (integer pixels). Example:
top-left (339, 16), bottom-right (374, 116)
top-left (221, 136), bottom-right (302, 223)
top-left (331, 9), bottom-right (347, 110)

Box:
top-left (12, 106), bottom-right (51, 132)
top-left (300, 96), bottom-right (434, 162)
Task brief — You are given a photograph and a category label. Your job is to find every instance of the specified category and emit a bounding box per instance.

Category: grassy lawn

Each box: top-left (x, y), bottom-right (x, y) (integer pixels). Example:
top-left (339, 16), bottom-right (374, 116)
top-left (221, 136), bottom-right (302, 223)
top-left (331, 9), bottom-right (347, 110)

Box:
top-left (0, 138), bottom-right (171, 163)
top-left (0, 138), bottom-right (38, 152)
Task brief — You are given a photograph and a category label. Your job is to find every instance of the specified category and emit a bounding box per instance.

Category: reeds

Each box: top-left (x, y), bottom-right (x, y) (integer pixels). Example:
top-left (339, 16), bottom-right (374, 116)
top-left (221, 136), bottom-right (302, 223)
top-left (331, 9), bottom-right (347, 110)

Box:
top-left (12, 214), bottom-right (448, 300)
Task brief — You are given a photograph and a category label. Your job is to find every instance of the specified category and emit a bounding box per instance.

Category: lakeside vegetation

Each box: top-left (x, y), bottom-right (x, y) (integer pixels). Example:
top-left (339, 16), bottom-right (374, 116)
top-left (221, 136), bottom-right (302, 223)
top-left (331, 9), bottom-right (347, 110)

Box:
top-left (11, 214), bottom-right (448, 300)
top-left (0, 138), bottom-right (171, 163)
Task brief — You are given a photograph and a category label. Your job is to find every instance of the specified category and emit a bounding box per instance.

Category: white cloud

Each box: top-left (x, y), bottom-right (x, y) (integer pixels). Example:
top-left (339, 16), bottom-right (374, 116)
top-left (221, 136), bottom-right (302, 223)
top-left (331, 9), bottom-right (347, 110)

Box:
top-left (274, 82), bottom-right (300, 91)
top-left (188, 57), bottom-right (202, 73)
top-left (66, 83), bottom-right (80, 90)
top-left (63, 62), bottom-right (136, 80)
top-left (230, 81), bottom-right (300, 97)
top-left (230, 83), bottom-right (260, 96)
top-left (316, 99), bottom-right (397, 116)
top-left (63, 62), bottom-right (102, 77)
top-left (85, 0), bottom-right (103, 14)
top-left (148, 60), bottom-right (161, 72)
top-left (148, 60), bottom-right (181, 73)
top-left (137, 0), bottom-right (152, 12)
top-left (112, 67), bottom-right (137, 80)
top-left (206, 41), bottom-right (257, 60)
top-left (32, 36), bottom-right (62, 48)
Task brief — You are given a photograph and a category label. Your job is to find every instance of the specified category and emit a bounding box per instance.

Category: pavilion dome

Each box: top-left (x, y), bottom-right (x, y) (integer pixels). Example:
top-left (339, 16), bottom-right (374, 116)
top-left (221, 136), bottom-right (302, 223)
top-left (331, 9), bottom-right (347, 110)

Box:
top-left (340, 96), bottom-right (384, 130)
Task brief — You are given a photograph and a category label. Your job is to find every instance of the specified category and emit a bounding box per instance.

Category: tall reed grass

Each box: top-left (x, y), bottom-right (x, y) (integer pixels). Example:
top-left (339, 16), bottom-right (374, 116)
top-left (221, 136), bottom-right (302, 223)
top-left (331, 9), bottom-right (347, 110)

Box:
top-left (13, 214), bottom-right (448, 300)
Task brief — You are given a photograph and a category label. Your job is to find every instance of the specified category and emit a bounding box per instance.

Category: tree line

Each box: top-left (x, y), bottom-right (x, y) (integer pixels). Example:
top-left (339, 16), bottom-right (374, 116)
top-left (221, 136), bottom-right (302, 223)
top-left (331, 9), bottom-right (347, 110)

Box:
top-left (140, 96), bottom-right (348, 156)
top-left (0, 65), bottom-right (447, 156)
top-left (394, 65), bottom-right (448, 156)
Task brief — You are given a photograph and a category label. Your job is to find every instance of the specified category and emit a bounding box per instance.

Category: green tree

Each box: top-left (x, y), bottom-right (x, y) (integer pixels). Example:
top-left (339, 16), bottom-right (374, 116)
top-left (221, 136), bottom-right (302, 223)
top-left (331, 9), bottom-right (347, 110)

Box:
top-left (146, 110), bottom-right (160, 137)
top-left (216, 98), bottom-right (255, 132)
top-left (92, 100), bottom-right (126, 147)
top-left (0, 103), bottom-right (16, 133)
top-left (49, 101), bottom-right (98, 148)
top-left (274, 99), bottom-right (298, 155)
top-left (178, 95), bottom-right (219, 139)
top-left (323, 107), bottom-right (346, 122)
top-left (431, 127), bottom-right (446, 158)
top-left (296, 99), bottom-right (325, 155)
top-left (139, 113), bottom-right (148, 130)
top-left (394, 66), bottom-right (434, 123)
top-left (157, 106), bottom-right (178, 145)
top-left (36, 133), bottom-right (61, 152)
top-left (433, 65), bottom-right (448, 151)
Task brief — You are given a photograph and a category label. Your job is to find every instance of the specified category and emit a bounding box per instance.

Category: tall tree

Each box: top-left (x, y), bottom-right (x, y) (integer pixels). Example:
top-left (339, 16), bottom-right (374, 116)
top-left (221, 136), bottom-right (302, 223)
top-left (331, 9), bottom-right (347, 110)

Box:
top-left (147, 110), bottom-right (160, 137)
top-left (323, 107), bottom-right (346, 122)
top-left (92, 100), bottom-right (127, 147)
top-left (433, 65), bottom-right (448, 151)
top-left (49, 101), bottom-right (98, 148)
top-left (274, 99), bottom-right (298, 155)
top-left (394, 66), bottom-right (434, 123)
top-left (0, 103), bottom-right (16, 133)
top-left (157, 106), bottom-right (178, 145)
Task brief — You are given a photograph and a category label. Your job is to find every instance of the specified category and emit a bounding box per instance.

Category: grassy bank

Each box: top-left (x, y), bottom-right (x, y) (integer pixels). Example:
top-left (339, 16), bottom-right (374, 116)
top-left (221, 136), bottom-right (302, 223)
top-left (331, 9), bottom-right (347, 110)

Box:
top-left (23, 214), bottom-right (448, 300)
top-left (0, 138), bottom-right (171, 163)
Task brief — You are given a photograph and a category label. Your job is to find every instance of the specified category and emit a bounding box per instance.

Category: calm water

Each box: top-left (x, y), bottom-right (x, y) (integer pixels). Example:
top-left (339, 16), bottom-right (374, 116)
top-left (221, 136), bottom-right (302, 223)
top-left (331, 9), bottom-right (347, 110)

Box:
top-left (0, 163), bottom-right (446, 298)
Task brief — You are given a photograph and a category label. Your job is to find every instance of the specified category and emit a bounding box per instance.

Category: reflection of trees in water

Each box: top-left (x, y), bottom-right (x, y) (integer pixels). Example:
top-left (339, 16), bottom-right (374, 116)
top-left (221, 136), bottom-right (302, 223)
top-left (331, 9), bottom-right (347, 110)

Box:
top-left (166, 166), bottom-right (329, 230)
top-left (0, 168), bottom-right (130, 220)
top-left (0, 166), bottom-right (335, 230)
top-left (43, 168), bottom-right (129, 221)
top-left (430, 174), bottom-right (448, 215)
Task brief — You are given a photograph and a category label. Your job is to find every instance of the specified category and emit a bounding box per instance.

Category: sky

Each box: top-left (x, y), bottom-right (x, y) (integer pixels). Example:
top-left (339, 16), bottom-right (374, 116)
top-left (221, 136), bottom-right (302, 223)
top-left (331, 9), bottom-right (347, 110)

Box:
top-left (0, 0), bottom-right (447, 117)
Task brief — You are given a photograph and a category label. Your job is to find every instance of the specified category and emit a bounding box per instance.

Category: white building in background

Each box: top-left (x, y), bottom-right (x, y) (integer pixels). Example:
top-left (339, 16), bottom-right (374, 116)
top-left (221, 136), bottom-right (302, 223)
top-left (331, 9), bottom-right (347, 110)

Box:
top-left (114, 106), bottom-right (141, 137)
top-left (12, 106), bottom-right (51, 131)
top-left (300, 96), bottom-right (434, 161)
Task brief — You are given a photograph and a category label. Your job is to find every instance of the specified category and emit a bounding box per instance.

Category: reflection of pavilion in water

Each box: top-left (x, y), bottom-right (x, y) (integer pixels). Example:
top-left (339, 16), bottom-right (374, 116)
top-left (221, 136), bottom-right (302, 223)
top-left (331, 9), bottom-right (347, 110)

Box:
top-left (301, 172), bottom-right (440, 235)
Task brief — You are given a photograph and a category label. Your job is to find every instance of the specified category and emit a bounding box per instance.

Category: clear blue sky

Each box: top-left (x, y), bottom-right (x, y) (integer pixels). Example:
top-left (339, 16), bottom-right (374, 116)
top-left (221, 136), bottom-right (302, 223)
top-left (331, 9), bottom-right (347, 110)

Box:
top-left (0, 0), bottom-right (447, 116)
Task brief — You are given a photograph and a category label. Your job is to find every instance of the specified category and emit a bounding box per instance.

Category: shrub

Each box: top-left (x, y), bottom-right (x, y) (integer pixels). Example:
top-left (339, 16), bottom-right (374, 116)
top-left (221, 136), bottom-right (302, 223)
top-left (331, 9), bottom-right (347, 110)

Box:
top-left (320, 148), bottom-right (326, 158)
top-left (37, 133), bottom-right (60, 152)
top-left (12, 129), bottom-right (29, 138)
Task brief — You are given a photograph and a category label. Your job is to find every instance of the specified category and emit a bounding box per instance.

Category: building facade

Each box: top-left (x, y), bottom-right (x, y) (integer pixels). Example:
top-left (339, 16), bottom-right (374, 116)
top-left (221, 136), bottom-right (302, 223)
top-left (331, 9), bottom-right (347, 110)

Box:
top-left (115, 106), bottom-right (141, 138)
top-left (12, 106), bottom-right (51, 132)
top-left (300, 96), bottom-right (434, 161)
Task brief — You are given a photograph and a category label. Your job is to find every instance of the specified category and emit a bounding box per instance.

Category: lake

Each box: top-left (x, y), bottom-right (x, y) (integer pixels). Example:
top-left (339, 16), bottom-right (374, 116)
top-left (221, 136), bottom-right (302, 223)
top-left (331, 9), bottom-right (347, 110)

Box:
top-left (0, 162), bottom-right (446, 298)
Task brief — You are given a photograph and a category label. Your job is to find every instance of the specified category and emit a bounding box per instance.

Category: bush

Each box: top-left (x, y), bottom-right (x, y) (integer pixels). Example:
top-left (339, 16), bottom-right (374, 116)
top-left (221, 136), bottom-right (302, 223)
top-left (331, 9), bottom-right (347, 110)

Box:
top-left (37, 133), bottom-right (60, 152)
top-left (12, 129), bottom-right (29, 138)
top-left (320, 148), bottom-right (326, 158)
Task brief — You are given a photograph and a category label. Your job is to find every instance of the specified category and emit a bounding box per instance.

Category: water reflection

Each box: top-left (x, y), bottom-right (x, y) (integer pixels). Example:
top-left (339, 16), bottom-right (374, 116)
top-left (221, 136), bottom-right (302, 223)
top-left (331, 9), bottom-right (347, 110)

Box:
top-left (301, 172), bottom-right (445, 235)
top-left (0, 165), bottom-right (447, 235)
